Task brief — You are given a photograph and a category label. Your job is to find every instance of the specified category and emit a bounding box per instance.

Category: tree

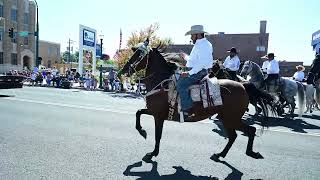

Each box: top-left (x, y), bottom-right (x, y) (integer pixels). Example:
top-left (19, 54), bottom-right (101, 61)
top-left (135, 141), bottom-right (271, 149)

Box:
top-left (61, 51), bottom-right (79, 63)
top-left (116, 23), bottom-right (173, 74)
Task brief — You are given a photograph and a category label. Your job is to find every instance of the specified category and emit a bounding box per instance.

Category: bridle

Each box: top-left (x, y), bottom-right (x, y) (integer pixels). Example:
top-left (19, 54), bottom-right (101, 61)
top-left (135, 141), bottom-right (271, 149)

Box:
top-left (127, 43), bottom-right (150, 77)
top-left (241, 61), bottom-right (253, 77)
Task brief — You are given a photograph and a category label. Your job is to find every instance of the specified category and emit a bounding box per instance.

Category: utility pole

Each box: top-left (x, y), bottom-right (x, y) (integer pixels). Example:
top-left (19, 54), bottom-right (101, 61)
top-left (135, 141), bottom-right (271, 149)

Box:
top-left (34, 0), bottom-right (39, 67)
top-left (67, 38), bottom-right (75, 69)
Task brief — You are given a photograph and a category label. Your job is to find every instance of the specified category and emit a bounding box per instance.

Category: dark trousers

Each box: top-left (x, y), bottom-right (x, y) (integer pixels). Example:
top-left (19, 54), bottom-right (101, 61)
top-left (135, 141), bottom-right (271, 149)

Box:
top-left (265, 74), bottom-right (279, 82)
top-left (226, 70), bottom-right (238, 81)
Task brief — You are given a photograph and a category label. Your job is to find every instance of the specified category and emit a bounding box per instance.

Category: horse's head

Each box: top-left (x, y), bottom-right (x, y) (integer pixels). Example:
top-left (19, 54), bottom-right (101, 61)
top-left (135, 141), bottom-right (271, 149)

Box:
top-left (118, 39), bottom-right (150, 77)
top-left (210, 60), bottom-right (221, 76)
top-left (306, 54), bottom-right (320, 85)
top-left (240, 60), bottom-right (253, 77)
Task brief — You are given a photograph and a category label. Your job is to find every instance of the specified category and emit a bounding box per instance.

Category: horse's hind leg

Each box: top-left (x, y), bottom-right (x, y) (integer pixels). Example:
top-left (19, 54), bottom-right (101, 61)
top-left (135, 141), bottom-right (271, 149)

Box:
top-left (239, 124), bottom-right (264, 159)
top-left (210, 128), bottom-right (237, 161)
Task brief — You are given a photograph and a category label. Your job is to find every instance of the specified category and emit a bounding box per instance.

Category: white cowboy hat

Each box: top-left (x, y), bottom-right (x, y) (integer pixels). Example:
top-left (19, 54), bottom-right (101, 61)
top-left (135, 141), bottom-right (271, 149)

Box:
top-left (185, 25), bottom-right (208, 36)
top-left (296, 65), bottom-right (305, 71)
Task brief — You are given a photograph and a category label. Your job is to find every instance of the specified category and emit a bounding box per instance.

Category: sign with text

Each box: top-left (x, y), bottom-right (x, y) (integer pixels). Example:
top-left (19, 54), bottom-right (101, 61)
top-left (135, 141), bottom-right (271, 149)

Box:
top-left (83, 29), bottom-right (95, 47)
top-left (312, 29), bottom-right (320, 47)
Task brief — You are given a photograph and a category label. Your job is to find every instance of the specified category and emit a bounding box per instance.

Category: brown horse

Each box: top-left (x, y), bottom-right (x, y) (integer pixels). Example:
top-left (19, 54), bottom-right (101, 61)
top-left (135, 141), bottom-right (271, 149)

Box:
top-left (210, 62), bottom-right (280, 116)
top-left (118, 43), bottom-right (265, 163)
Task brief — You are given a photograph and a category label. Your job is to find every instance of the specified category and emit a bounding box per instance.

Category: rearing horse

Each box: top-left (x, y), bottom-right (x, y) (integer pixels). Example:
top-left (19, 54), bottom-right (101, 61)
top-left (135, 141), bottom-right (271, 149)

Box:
top-left (118, 43), bottom-right (271, 163)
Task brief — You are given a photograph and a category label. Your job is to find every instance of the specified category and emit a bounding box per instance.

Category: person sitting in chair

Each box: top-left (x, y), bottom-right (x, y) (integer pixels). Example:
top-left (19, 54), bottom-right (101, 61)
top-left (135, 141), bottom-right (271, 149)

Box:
top-left (177, 25), bottom-right (213, 118)
top-left (223, 47), bottom-right (240, 81)
top-left (263, 53), bottom-right (280, 92)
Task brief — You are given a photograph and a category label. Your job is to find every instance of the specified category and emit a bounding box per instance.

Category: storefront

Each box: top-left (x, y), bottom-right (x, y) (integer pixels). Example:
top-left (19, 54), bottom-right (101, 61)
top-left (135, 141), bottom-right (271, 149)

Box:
top-left (312, 30), bottom-right (320, 54)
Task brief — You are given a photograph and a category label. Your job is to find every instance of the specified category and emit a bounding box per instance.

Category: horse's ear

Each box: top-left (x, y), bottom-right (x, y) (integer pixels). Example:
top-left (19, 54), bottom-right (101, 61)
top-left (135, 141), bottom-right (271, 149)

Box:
top-left (156, 42), bottom-right (162, 50)
top-left (131, 47), bottom-right (138, 52)
top-left (144, 38), bottom-right (149, 46)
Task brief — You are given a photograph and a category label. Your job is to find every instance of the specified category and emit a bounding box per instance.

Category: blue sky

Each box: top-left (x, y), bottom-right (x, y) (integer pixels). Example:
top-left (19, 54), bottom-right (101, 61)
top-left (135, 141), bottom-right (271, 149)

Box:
top-left (37, 0), bottom-right (319, 65)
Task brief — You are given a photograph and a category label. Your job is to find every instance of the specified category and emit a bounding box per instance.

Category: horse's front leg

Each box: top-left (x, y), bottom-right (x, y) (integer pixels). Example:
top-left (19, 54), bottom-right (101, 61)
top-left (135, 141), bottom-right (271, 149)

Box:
top-left (142, 118), bottom-right (164, 163)
top-left (136, 109), bottom-right (152, 139)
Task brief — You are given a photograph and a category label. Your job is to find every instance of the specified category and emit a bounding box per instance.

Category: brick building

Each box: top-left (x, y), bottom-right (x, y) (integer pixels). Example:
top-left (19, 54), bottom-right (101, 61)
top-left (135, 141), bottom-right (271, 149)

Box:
top-left (166, 21), bottom-right (306, 76)
top-left (0, 0), bottom-right (36, 73)
top-left (39, 40), bottom-right (60, 68)
top-left (167, 21), bottom-right (269, 65)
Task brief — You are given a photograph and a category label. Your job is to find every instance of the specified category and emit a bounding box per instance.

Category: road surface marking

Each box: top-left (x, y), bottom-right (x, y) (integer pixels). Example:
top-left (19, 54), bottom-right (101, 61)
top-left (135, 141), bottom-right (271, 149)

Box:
top-left (3, 97), bottom-right (320, 137)
top-left (4, 97), bottom-right (135, 115)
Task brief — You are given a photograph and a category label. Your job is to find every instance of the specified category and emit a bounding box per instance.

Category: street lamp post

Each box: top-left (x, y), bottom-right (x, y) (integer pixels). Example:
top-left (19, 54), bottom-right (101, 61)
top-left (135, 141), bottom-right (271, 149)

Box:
top-left (33, 0), bottom-right (40, 67)
top-left (99, 34), bottom-right (104, 89)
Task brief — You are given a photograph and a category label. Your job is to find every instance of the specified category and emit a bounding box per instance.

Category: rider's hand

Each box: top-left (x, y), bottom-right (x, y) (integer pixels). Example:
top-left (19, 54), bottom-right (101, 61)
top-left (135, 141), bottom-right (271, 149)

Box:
top-left (180, 72), bottom-right (189, 78)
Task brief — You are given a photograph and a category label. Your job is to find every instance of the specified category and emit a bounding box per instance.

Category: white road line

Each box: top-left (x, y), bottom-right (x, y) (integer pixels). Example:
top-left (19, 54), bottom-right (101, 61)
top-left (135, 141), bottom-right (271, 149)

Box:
top-left (3, 97), bottom-right (135, 115)
top-left (3, 97), bottom-right (320, 137)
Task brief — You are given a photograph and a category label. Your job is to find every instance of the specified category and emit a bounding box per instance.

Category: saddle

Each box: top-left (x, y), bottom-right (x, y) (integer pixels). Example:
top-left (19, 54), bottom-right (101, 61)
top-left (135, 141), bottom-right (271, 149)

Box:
top-left (168, 75), bottom-right (223, 121)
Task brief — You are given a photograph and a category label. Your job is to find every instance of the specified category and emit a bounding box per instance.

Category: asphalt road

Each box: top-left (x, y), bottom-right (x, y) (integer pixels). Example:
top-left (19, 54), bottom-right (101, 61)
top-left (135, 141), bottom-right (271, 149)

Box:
top-left (0, 87), bottom-right (320, 180)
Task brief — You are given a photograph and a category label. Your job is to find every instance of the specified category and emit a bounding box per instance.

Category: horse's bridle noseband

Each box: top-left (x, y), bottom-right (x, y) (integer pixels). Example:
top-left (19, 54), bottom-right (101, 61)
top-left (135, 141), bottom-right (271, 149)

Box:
top-left (127, 44), bottom-right (150, 77)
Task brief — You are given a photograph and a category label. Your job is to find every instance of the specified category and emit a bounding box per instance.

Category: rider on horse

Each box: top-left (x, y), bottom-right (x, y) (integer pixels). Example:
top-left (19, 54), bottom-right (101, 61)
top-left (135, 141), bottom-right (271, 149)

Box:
top-left (176, 25), bottom-right (213, 118)
top-left (263, 53), bottom-right (280, 92)
top-left (223, 47), bottom-right (241, 81)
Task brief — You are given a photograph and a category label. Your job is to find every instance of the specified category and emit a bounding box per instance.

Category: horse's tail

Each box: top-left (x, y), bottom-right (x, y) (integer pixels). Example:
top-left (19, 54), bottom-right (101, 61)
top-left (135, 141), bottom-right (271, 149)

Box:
top-left (296, 82), bottom-right (305, 117)
top-left (243, 82), bottom-right (278, 117)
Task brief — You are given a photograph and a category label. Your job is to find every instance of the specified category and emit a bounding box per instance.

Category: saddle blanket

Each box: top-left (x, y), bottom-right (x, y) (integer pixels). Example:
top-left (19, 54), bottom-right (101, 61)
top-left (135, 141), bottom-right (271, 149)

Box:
top-left (189, 76), bottom-right (223, 107)
top-left (168, 75), bottom-right (223, 109)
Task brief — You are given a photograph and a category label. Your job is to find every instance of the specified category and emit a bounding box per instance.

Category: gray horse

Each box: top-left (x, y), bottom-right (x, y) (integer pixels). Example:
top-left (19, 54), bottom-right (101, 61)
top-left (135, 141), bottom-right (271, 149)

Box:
top-left (240, 60), bottom-right (305, 117)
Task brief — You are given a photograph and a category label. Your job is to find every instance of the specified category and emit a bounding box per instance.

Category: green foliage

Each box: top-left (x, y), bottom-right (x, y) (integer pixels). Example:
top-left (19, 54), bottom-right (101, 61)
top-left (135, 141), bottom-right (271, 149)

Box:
top-left (116, 23), bottom-right (173, 78)
top-left (61, 51), bottom-right (79, 63)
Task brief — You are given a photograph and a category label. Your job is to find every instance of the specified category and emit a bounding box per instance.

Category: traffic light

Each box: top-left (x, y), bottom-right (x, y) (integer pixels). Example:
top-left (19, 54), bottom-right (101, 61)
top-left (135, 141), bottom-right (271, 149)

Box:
top-left (8, 28), bottom-right (14, 38)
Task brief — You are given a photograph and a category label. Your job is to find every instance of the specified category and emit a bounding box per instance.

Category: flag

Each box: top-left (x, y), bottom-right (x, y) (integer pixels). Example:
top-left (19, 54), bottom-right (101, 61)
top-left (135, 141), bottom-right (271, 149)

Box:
top-left (113, 50), bottom-right (120, 61)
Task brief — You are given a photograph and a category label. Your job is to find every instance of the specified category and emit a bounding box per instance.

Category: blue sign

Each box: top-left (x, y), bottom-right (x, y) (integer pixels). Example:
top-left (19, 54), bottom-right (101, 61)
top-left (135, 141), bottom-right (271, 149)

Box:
top-left (83, 29), bottom-right (96, 47)
top-left (96, 44), bottom-right (101, 57)
top-left (311, 29), bottom-right (320, 47)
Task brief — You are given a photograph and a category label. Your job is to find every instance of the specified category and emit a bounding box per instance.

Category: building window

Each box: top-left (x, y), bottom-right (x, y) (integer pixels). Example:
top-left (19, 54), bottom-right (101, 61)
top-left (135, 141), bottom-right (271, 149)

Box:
top-left (11, 32), bottom-right (16, 43)
top-left (0, 30), bottom-right (3, 41)
top-left (0, 52), bottom-right (3, 64)
top-left (11, 9), bottom-right (17, 22)
top-left (24, 13), bottom-right (29, 24)
top-left (24, 0), bottom-right (29, 12)
top-left (48, 47), bottom-right (52, 55)
top-left (256, 46), bottom-right (266, 52)
top-left (24, 37), bottom-right (28, 45)
top-left (48, 60), bottom-right (51, 68)
top-left (11, 53), bottom-right (17, 65)
top-left (0, 4), bottom-right (3, 17)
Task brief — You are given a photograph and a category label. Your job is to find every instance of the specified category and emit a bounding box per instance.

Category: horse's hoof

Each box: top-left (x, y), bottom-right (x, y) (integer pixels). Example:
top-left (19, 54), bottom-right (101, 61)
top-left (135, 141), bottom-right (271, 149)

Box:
top-left (210, 154), bottom-right (221, 162)
top-left (246, 151), bottom-right (264, 159)
top-left (139, 129), bottom-right (147, 139)
top-left (142, 153), bottom-right (153, 163)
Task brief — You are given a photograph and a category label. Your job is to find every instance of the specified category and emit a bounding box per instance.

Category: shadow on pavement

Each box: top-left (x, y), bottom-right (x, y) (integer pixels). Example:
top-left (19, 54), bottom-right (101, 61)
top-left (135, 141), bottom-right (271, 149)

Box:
top-left (211, 159), bottom-right (243, 180)
top-left (123, 161), bottom-right (218, 180)
top-left (245, 115), bottom-right (320, 134)
top-left (109, 92), bottom-right (142, 99)
top-left (211, 113), bottom-right (320, 138)
top-left (0, 94), bottom-right (14, 98)
top-left (302, 114), bottom-right (320, 120)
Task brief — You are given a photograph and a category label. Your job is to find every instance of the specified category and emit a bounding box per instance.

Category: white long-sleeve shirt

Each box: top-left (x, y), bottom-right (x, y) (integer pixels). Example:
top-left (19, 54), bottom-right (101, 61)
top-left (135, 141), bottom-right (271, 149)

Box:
top-left (223, 55), bottom-right (240, 71)
top-left (293, 71), bottom-right (304, 81)
top-left (185, 38), bottom-right (213, 75)
top-left (261, 60), bottom-right (269, 73)
top-left (266, 59), bottom-right (279, 74)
